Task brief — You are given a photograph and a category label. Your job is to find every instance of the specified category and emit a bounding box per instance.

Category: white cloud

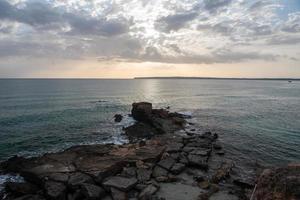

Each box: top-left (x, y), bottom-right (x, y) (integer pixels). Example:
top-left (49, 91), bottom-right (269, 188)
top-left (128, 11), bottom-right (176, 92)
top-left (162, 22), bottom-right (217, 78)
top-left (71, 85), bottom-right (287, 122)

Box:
top-left (0, 0), bottom-right (299, 65)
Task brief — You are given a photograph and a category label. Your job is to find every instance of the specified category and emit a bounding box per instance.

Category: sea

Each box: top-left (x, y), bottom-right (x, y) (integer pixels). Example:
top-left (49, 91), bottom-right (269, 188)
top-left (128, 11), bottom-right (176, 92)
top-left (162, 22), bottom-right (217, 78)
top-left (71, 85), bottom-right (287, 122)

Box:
top-left (0, 79), bottom-right (299, 167)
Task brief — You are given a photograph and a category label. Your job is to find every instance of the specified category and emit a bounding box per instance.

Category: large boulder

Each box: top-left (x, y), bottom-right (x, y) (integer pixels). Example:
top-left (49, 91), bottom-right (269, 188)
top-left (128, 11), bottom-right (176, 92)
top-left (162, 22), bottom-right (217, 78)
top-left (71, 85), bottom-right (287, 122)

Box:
top-left (254, 164), bottom-right (300, 200)
top-left (131, 102), bottom-right (152, 122)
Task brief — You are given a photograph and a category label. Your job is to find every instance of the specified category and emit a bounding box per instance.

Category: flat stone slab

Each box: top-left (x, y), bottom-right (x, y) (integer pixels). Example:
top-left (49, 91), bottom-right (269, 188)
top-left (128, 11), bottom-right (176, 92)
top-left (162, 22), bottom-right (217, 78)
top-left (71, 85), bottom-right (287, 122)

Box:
top-left (103, 176), bottom-right (137, 191)
top-left (157, 157), bottom-right (176, 170)
top-left (1, 139), bottom-right (165, 184)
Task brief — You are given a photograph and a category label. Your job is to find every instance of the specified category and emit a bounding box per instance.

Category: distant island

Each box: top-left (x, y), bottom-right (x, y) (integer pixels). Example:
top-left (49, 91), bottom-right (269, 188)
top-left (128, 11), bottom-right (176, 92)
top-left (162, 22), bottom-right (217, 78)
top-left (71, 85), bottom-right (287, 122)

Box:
top-left (134, 77), bottom-right (300, 81)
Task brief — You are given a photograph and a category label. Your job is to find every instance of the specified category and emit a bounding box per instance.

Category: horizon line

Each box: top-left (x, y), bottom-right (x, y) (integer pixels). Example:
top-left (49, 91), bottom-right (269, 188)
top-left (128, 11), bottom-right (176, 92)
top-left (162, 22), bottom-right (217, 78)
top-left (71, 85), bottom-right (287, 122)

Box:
top-left (0, 77), bottom-right (299, 80)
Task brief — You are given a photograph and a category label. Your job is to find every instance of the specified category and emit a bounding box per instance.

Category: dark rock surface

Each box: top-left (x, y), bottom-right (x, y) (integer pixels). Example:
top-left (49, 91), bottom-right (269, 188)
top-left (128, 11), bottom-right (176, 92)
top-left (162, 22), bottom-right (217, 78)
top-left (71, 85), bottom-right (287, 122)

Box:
top-left (131, 102), bottom-right (152, 122)
top-left (125, 102), bottom-right (187, 141)
top-left (114, 114), bottom-right (123, 123)
top-left (254, 163), bottom-right (300, 200)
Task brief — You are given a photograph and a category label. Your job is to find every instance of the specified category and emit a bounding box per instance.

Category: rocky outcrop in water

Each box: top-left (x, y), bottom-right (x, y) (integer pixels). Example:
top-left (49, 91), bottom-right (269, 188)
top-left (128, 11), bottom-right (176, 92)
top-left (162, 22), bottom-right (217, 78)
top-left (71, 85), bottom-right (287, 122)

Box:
top-left (125, 102), bottom-right (186, 141)
top-left (0, 102), bottom-right (298, 200)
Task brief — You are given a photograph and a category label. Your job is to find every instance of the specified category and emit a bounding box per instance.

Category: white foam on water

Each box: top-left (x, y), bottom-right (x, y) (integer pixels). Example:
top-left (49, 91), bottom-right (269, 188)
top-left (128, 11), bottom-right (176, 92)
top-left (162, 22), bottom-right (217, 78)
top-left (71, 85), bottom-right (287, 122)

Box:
top-left (177, 111), bottom-right (193, 117)
top-left (118, 114), bottom-right (136, 128)
top-left (0, 174), bottom-right (24, 193)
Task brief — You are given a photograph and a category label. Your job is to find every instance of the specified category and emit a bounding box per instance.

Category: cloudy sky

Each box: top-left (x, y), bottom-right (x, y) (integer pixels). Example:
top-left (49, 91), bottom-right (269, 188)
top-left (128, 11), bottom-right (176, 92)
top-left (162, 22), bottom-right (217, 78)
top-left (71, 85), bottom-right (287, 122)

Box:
top-left (0, 0), bottom-right (299, 78)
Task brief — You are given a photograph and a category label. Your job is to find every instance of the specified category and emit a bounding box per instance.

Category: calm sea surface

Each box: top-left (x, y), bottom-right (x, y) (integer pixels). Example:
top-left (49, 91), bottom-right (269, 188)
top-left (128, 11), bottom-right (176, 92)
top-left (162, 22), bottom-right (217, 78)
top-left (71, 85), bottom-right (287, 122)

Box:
top-left (0, 79), bottom-right (299, 166)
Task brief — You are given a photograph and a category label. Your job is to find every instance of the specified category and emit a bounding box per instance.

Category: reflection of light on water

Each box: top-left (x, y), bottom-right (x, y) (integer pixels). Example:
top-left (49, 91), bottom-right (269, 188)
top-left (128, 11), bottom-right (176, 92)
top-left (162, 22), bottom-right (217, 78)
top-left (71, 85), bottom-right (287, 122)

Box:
top-left (140, 79), bottom-right (159, 102)
top-left (138, 79), bottom-right (171, 106)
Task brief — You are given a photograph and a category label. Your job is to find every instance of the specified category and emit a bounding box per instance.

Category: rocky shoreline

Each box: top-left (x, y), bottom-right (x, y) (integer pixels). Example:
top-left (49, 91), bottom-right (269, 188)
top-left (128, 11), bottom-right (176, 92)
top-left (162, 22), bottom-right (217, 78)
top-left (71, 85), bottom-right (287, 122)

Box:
top-left (0, 102), bottom-right (299, 200)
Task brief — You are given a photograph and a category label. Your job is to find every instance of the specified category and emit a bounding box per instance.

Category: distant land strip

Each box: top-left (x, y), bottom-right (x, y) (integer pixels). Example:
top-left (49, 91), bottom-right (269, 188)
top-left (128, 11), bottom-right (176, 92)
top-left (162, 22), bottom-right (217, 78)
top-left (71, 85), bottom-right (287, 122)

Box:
top-left (134, 77), bottom-right (300, 81)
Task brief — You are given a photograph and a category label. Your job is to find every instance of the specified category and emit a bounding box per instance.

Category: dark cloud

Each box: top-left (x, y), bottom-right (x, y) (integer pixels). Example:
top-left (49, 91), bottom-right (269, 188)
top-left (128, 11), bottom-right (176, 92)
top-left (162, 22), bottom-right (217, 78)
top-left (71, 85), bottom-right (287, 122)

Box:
top-left (0, 0), bottom-right (130, 36)
top-left (204, 0), bottom-right (232, 12)
top-left (156, 12), bottom-right (198, 32)
top-left (266, 35), bottom-right (300, 45)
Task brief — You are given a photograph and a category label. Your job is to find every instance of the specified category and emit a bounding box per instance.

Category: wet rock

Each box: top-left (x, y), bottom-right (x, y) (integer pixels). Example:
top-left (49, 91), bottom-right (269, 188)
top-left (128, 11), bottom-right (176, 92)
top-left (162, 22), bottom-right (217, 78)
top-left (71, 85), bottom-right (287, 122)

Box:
top-left (44, 181), bottom-right (66, 200)
top-left (80, 183), bottom-right (106, 199)
top-left (5, 182), bottom-right (39, 197)
top-left (114, 114), bottom-right (123, 123)
top-left (103, 176), bottom-right (137, 192)
top-left (170, 163), bottom-right (185, 175)
top-left (255, 164), bottom-right (300, 200)
top-left (110, 187), bottom-right (127, 200)
top-left (187, 155), bottom-right (208, 170)
top-left (157, 158), bottom-right (176, 171)
top-left (138, 184), bottom-right (159, 200)
top-left (131, 102), bottom-right (152, 122)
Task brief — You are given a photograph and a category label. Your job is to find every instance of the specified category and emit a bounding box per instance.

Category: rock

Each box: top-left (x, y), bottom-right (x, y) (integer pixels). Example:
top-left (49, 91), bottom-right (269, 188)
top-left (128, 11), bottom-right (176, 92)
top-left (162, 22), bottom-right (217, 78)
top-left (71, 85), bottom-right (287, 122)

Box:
top-left (190, 149), bottom-right (210, 157)
top-left (131, 102), bottom-right (152, 122)
top-left (198, 180), bottom-right (210, 189)
top-left (170, 163), bottom-right (185, 175)
top-left (5, 182), bottom-right (39, 196)
top-left (114, 114), bottom-right (123, 122)
top-left (152, 166), bottom-right (168, 178)
top-left (157, 157), bottom-right (176, 171)
top-left (134, 184), bottom-right (148, 191)
top-left (110, 187), bottom-right (127, 200)
top-left (137, 168), bottom-right (152, 183)
top-left (80, 183), bottom-right (106, 199)
top-left (44, 181), bottom-right (66, 200)
top-left (103, 176), bottom-right (137, 192)
top-left (193, 175), bottom-right (205, 182)
top-left (211, 161), bottom-right (234, 183)
top-left (41, 173), bottom-right (68, 183)
top-left (198, 184), bottom-right (219, 200)
top-left (121, 167), bottom-right (137, 178)
top-left (166, 143), bottom-right (183, 153)
top-left (187, 155), bottom-right (208, 170)
top-left (213, 142), bottom-right (222, 150)
top-left (68, 172), bottom-right (94, 188)
top-left (215, 150), bottom-right (225, 156)
top-left (255, 164), bottom-right (300, 200)
top-left (178, 153), bottom-right (189, 165)
top-left (124, 122), bottom-right (157, 140)
top-left (209, 191), bottom-right (239, 200)
top-left (12, 194), bottom-right (46, 200)
top-left (233, 177), bottom-right (255, 189)
top-left (138, 184), bottom-right (159, 200)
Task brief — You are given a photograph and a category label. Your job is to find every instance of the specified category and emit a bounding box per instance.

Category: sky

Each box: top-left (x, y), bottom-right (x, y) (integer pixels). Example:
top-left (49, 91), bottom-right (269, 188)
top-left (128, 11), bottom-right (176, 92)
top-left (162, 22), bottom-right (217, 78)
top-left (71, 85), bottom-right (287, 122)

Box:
top-left (0, 0), bottom-right (299, 78)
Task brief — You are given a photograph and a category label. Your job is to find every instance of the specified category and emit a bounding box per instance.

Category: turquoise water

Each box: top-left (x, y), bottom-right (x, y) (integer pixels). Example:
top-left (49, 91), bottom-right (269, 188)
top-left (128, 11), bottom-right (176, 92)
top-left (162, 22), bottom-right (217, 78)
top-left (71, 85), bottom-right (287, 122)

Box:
top-left (0, 79), bottom-right (299, 166)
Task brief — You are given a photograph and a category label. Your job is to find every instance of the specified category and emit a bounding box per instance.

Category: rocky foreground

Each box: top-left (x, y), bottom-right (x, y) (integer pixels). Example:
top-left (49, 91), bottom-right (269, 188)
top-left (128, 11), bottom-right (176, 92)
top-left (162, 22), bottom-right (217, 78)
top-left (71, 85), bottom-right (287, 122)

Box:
top-left (0, 102), bottom-right (299, 200)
